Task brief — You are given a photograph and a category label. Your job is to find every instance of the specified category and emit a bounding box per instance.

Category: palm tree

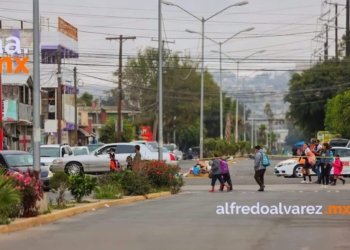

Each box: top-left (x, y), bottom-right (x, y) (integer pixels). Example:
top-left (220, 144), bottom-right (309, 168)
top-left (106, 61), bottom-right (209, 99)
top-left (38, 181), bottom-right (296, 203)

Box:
top-left (258, 124), bottom-right (267, 145)
top-left (0, 175), bottom-right (20, 209)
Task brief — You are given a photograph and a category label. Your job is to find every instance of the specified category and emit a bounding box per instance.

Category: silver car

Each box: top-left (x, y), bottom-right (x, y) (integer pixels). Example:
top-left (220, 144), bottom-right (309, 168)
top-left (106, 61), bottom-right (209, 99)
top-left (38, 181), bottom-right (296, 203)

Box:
top-left (50, 143), bottom-right (179, 175)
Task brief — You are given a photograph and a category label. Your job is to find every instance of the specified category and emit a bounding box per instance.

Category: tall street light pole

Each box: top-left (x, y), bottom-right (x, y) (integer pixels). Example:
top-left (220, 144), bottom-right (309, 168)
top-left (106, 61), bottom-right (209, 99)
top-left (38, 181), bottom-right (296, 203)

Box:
top-left (212, 50), bottom-right (265, 143)
top-left (33, 0), bottom-right (41, 175)
top-left (158, 0), bottom-right (163, 160)
top-left (189, 28), bottom-right (254, 141)
top-left (162, 0), bottom-right (249, 158)
top-left (241, 68), bottom-right (266, 142)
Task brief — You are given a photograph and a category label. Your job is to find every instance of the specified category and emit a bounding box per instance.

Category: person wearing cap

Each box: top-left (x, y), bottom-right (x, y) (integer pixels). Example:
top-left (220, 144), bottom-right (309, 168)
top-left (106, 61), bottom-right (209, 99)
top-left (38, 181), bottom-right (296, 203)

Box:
top-left (253, 145), bottom-right (267, 192)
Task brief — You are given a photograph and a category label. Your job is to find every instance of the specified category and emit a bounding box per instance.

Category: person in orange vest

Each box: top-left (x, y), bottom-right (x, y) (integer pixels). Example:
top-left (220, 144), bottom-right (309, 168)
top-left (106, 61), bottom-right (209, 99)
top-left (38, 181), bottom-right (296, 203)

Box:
top-left (109, 148), bottom-right (117, 172)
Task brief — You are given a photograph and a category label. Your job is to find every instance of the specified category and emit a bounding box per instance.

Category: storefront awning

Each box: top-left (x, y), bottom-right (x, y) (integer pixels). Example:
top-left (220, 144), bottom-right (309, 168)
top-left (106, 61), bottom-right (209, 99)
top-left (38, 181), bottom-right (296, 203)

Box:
top-left (78, 128), bottom-right (90, 137)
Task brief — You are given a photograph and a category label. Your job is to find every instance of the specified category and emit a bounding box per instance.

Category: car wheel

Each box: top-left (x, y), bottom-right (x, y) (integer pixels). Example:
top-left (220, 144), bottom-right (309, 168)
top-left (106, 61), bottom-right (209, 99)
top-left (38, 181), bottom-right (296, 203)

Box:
top-left (293, 165), bottom-right (303, 178)
top-left (65, 162), bottom-right (83, 175)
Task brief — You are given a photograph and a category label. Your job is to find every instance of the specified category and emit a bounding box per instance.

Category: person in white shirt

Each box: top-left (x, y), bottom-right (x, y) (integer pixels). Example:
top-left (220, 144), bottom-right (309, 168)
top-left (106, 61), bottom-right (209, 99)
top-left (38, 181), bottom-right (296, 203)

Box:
top-left (300, 143), bottom-right (313, 184)
top-left (312, 140), bottom-right (322, 184)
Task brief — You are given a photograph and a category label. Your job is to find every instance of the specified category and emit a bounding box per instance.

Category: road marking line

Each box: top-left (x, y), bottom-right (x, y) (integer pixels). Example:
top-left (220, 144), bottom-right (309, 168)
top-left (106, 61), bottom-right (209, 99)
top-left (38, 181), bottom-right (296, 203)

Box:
top-left (336, 190), bottom-right (339, 193)
top-left (314, 191), bottom-right (318, 192)
top-left (327, 191), bottom-right (331, 193)
top-left (299, 191), bottom-right (303, 193)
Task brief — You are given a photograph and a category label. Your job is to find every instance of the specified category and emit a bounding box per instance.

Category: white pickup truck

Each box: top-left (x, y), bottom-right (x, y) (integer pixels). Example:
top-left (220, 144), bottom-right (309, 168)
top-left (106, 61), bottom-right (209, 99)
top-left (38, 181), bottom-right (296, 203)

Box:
top-left (30, 144), bottom-right (74, 167)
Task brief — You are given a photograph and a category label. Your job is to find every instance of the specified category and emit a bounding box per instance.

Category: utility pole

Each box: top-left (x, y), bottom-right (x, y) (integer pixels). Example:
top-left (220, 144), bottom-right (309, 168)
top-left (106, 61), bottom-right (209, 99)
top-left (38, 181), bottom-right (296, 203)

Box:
top-left (151, 38), bottom-right (175, 144)
top-left (74, 67), bottom-right (78, 146)
top-left (335, 3), bottom-right (338, 60)
top-left (57, 45), bottom-right (62, 144)
top-left (106, 36), bottom-right (136, 142)
top-left (324, 24), bottom-right (328, 60)
top-left (346, 0), bottom-right (350, 57)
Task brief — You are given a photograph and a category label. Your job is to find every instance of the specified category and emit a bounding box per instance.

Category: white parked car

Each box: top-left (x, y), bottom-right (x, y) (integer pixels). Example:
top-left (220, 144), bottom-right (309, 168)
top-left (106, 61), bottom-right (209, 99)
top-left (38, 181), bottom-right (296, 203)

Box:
top-left (50, 143), bottom-right (179, 175)
top-left (274, 147), bottom-right (350, 178)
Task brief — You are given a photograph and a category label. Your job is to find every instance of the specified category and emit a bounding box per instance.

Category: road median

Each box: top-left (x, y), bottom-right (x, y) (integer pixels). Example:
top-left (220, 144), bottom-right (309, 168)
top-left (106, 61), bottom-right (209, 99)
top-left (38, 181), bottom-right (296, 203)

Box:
top-left (0, 191), bottom-right (171, 234)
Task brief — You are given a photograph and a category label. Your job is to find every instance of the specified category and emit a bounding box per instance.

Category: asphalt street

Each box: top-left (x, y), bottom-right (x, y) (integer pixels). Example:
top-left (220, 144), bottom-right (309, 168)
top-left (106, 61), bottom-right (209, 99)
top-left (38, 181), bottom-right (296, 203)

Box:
top-left (3, 159), bottom-right (350, 250)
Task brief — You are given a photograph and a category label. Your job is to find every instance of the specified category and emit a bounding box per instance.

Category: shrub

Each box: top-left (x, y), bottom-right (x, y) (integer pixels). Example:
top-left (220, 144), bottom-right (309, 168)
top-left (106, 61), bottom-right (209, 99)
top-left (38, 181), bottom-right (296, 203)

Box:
top-left (50, 171), bottom-right (70, 206)
top-left (141, 161), bottom-right (183, 194)
top-left (238, 141), bottom-right (251, 155)
top-left (94, 173), bottom-right (123, 199)
top-left (68, 173), bottom-right (98, 203)
top-left (94, 184), bottom-right (123, 199)
top-left (169, 175), bottom-right (184, 194)
top-left (142, 161), bottom-right (180, 188)
top-left (204, 138), bottom-right (241, 157)
top-left (10, 169), bottom-right (43, 218)
top-left (0, 174), bottom-right (21, 224)
top-left (113, 170), bottom-right (151, 196)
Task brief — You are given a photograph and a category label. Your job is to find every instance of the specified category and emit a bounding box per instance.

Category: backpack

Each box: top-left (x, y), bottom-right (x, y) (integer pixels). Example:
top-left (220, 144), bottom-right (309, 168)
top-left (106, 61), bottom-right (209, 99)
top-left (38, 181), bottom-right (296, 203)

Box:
top-left (261, 153), bottom-right (270, 167)
top-left (220, 159), bottom-right (229, 174)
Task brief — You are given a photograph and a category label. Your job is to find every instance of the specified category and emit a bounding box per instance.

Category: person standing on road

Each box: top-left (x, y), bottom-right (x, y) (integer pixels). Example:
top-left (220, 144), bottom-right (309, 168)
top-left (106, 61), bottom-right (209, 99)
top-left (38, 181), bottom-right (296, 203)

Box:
top-left (320, 143), bottom-right (332, 188)
top-left (209, 154), bottom-right (230, 193)
top-left (219, 158), bottom-right (233, 192)
top-left (312, 140), bottom-right (322, 184)
top-left (300, 143), bottom-right (313, 184)
top-left (253, 146), bottom-right (266, 192)
top-left (331, 154), bottom-right (346, 186)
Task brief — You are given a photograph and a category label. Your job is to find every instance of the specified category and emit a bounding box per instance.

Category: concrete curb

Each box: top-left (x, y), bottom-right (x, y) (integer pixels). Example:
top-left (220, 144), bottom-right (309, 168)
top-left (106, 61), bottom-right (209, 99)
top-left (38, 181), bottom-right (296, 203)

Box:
top-left (0, 192), bottom-right (171, 234)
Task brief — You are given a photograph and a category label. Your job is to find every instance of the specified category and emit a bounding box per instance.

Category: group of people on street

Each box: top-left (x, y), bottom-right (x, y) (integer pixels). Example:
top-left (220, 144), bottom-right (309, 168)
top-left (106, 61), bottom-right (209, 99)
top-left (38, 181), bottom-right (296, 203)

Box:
top-left (208, 154), bottom-right (233, 192)
top-left (109, 145), bottom-right (141, 172)
top-left (209, 146), bottom-right (267, 192)
top-left (209, 139), bottom-right (347, 192)
top-left (299, 140), bottom-right (345, 187)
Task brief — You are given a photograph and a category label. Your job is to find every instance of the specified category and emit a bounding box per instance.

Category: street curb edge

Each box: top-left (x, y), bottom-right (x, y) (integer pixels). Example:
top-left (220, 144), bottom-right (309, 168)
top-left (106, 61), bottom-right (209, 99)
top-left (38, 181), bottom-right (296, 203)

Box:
top-left (0, 191), bottom-right (172, 234)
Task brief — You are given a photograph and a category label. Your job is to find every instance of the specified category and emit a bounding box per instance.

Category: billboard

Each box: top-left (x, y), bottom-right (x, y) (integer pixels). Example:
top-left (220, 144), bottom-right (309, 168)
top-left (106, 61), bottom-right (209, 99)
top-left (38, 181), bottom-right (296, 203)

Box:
top-left (2, 99), bottom-right (18, 121)
top-left (58, 17), bottom-right (78, 41)
top-left (139, 126), bottom-right (153, 141)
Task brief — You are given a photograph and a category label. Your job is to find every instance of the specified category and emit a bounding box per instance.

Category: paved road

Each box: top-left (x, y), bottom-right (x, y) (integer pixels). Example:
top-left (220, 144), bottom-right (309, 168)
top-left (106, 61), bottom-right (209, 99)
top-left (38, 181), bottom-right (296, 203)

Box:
top-left (3, 159), bottom-right (350, 250)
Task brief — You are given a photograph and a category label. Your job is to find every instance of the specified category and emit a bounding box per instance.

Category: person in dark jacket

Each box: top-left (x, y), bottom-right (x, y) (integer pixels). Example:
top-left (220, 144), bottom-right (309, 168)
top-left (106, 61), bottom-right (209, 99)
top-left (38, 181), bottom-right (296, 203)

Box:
top-left (320, 143), bottom-right (332, 188)
top-left (209, 154), bottom-right (230, 192)
top-left (254, 146), bottom-right (267, 192)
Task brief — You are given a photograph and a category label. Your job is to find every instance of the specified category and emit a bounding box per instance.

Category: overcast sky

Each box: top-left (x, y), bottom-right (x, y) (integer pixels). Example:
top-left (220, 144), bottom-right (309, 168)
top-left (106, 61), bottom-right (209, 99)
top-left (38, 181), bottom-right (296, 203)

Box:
top-left (1, 0), bottom-right (344, 97)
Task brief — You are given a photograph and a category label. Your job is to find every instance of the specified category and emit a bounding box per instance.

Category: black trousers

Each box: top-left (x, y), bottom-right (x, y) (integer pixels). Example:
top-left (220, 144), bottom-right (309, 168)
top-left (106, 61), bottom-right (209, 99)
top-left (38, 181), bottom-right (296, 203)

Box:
top-left (211, 174), bottom-right (224, 186)
top-left (254, 169), bottom-right (266, 187)
top-left (320, 163), bottom-right (331, 185)
top-left (220, 173), bottom-right (233, 190)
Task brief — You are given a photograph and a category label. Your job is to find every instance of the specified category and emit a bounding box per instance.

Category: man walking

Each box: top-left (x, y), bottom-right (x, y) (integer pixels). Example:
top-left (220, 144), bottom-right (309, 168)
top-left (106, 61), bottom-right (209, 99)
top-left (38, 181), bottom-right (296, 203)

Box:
top-left (312, 140), bottom-right (322, 184)
top-left (254, 146), bottom-right (266, 192)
